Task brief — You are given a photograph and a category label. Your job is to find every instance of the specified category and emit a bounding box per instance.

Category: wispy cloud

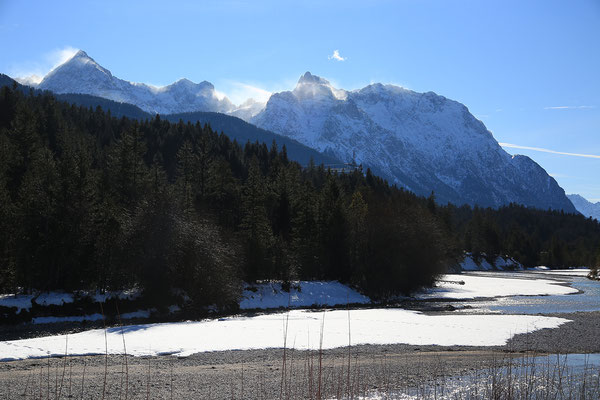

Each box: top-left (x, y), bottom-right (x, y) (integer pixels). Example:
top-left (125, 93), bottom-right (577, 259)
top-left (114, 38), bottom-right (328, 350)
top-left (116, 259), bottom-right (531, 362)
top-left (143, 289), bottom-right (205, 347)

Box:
top-left (9, 46), bottom-right (79, 84)
top-left (218, 80), bottom-right (273, 105)
top-left (499, 143), bottom-right (600, 159)
top-left (328, 49), bottom-right (346, 62)
top-left (544, 105), bottom-right (596, 110)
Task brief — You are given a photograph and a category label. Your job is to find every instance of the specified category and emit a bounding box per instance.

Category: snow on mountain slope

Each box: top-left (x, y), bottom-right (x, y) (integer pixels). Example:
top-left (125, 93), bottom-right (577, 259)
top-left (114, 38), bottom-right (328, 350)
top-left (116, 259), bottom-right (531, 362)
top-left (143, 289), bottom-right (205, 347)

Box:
top-left (37, 50), bottom-right (236, 115)
top-left (252, 72), bottom-right (576, 211)
top-left (31, 53), bottom-right (575, 211)
top-left (567, 194), bottom-right (600, 220)
top-left (229, 98), bottom-right (267, 120)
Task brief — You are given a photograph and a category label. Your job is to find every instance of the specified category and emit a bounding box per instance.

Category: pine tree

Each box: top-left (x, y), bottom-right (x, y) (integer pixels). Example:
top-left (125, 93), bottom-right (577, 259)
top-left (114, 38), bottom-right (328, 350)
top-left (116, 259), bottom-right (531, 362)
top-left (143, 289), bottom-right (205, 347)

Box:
top-left (240, 157), bottom-right (273, 279)
top-left (292, 181), bottom-right (320, 279)
top-left (16, 146), bottom-right (60, 289)
top-left (347, 191), bottom-right (368, 282)
top-left (107, 124), bottom-right (149, 207)
top-left (175, 140), bottom-right (197, 212)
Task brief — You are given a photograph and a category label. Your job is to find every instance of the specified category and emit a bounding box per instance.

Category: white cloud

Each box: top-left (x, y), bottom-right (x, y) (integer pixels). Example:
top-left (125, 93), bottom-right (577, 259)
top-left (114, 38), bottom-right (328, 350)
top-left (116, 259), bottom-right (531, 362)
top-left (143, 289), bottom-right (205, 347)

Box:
top-left (328, 49), bottom-right (346, 62)
top-left (213, 89), bottom-right (227, 101)
top-left (51, 46), bottom-right (79, 68)
top-left (9, 46), bottom-right (79, 84)
top-left (544, 105), bottom-right (596, 110)
top-left (14, 75), bottom-right (44, 85)
top-left (218, 80), bottom-right (273, 105)
top-left (499, 143), bottom-right (600, 159)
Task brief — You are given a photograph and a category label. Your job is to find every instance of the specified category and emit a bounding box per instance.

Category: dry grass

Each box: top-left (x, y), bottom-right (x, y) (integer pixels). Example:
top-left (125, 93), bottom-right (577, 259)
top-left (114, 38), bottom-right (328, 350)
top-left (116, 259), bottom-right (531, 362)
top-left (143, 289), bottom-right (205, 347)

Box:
top-left (2, 305), bottom-right (600, 399)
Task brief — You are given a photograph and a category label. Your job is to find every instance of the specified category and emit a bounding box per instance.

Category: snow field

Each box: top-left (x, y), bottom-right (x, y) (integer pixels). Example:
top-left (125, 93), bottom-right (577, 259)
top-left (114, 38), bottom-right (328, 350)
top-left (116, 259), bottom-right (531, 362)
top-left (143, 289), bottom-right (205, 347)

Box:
top-left (0, 308), bottom-right (569, 361)
top-left (459, 255), bottom-right (523, 271)
top-left (240, 281), bottom-right (371, 309)
top-left (0, 289), bottom-right (141, 313)
top-left (529, 268), bottom-right (591, 277)
top-left (416, 274), bottom-right (578, 300)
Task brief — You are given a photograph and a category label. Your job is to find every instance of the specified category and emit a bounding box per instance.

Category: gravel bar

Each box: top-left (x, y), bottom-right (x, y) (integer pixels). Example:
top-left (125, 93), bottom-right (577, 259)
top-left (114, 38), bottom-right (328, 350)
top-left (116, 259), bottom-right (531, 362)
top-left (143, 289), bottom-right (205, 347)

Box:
top-left (1, 311), bottom-right (599, 399)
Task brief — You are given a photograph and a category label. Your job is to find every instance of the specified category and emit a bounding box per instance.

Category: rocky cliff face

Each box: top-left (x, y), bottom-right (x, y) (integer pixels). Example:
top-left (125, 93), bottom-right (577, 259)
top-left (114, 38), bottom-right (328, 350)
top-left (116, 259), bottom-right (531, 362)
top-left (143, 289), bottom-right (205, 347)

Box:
top-left (33, 53), bottom-right (575, 211)
top-left (252, 72), bottom-right (575, 211)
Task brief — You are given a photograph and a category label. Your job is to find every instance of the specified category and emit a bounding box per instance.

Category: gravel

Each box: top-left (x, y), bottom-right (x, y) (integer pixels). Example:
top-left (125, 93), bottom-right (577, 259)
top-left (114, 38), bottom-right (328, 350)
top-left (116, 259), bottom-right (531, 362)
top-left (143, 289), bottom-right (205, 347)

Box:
top-left (1, 311), bottom-right (599, 399)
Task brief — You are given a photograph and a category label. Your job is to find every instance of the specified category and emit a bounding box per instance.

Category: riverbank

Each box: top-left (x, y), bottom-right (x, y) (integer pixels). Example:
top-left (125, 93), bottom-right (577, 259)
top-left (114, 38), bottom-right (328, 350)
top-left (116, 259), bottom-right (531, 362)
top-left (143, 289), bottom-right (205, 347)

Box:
top-left (1, 311), bottom-right (599, 399)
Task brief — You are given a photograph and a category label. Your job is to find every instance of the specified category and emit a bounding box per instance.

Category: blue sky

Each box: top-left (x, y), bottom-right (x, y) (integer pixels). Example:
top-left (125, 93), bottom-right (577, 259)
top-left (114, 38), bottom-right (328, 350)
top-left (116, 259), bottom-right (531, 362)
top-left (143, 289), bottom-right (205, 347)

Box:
top-left (1, 0), bottom-right (599, 201)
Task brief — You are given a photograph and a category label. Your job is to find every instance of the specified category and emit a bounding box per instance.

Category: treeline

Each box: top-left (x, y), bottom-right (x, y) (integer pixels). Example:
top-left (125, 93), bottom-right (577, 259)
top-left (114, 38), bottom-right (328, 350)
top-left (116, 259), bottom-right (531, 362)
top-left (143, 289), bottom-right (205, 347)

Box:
top-left (450, 204), bottom-right (600, 268)
top-left (0, 85), bottom-right (599, 311)
top-left (0, 85), bottom-right (454, 307)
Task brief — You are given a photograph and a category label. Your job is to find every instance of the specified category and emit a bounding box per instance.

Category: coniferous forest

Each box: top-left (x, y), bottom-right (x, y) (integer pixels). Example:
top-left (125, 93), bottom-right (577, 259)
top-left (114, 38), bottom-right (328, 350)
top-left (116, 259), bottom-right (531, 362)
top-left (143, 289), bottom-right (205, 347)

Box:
top-left (1, 85), bottom-right (599, 311)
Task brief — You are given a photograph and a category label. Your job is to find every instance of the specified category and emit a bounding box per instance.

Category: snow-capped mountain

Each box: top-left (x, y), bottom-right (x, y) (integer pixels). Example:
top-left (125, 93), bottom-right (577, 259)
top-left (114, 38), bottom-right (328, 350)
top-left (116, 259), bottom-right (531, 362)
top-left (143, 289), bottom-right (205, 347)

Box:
top-left (36, 50), bottom-right (265, 116)
top-left (567, 194), bottom-right (600, 220)
top-left (252, 72), bottom-right (576, 211)
top-left (28, 52), bottom-right (576, 211)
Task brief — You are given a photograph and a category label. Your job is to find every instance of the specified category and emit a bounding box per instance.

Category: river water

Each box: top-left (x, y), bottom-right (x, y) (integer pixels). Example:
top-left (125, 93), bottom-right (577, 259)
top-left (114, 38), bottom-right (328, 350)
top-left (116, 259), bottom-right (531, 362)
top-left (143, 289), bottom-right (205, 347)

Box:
top-left (433, 270), bottom-right (600, 315)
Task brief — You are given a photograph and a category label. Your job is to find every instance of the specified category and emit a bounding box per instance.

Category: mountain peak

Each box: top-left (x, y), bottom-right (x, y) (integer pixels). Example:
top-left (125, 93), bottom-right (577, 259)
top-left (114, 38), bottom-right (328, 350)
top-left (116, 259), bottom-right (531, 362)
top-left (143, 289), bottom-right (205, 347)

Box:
top-left (72, 49), bottom-right (90, 60)
top-left (172, 78), bottom-right (195, 87)
top-left (253, 77), bottom-right (576, 212)
top-left (568, 194), bottom-right (600, 220)
top-left (297, 71), bottom-right (330, 86)
top-left (293, 72), bottom-right (347, 101)
top-left (53, 49), bottom-right (110, 76)
top-left (64, 50), bottom-right (102, 68)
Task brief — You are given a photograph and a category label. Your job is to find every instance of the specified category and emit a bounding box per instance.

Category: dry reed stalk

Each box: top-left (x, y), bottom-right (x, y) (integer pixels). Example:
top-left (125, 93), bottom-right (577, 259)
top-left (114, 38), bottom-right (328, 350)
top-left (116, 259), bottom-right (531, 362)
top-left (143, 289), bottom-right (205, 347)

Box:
top-left (80, 359), bottom-right (86, 400)
top-left (346, 297), bottom-right (351, 400)
top-left (56, 334), bottom-right (68, 399)
top-left (46, 352), bottom-right (50, 400)
top-left (54, 353), bottom-right (58, 399)
top-left (240, 358), bottom-right (244, 398)
top-left (146, 354), bottom-right (151, 400)
top-left (68, 359), bottom-right (72, 399)
top-left (280, 292), bottom-right (291, 400)
top-left (116, 301), bottom-right (128, 400)
top-left (317, 311), bottom-right (325, 400)
top-left (100, 301), bottom-right (108, 400)
top-left (38, 364), bottom-right (43, 400)
top-left (170, 358), bottom-right (174, 400)
top-left (23, 368), bottom-right (32, 398)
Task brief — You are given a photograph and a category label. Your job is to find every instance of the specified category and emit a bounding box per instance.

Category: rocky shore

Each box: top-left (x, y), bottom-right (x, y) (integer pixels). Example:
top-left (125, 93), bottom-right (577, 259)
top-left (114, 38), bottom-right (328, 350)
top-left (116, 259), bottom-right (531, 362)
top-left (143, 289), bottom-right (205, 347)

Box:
top-left (1, 311), bottom-right (599, 399)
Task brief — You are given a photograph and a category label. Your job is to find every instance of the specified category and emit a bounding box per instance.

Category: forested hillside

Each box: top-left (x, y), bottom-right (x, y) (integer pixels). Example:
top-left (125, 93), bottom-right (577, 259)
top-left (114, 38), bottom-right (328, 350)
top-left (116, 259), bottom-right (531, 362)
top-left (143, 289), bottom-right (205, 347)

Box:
top-left (0, 85), bottom-right (599, 312)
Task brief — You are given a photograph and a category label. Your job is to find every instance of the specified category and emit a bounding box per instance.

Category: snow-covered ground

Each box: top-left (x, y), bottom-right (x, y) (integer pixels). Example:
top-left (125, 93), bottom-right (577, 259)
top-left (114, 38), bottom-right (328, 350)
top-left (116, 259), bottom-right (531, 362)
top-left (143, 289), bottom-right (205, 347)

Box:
top-left (460, 256), bottom-right (493, 271)
top-left (529, 268), bottom-right (591, 277)
top-left (240, 281), bottom-right (371, 309)
top-left (0, 292), bottom-right (74, 313)
top-left (0, 294), bottom-right (33, 313)
top-left (0, 289), bottom-right (141, 314)
top-left (459, 255), bottom-right (523, 271)
top-left (415, 274), bottom-right (578, 300)
top-left (0, 309), bottom-right (569, 361)
top-left (1, 273), bottom-right (589, 360)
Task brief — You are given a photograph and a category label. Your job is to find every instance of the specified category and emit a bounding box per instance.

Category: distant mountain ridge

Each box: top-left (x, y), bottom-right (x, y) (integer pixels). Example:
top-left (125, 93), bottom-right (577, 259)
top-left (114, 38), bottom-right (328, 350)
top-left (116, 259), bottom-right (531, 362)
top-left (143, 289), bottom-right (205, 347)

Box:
top-left (0, 73), bottom-right (340, 167)
top-left (8, 51), bottom-right (578, 211)
top-left (568, 194), bottom-right (600, 220)
top-left (252, 72), bottom-right (576, 211)
top-left (33, 50), bottom-right (265, 118)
